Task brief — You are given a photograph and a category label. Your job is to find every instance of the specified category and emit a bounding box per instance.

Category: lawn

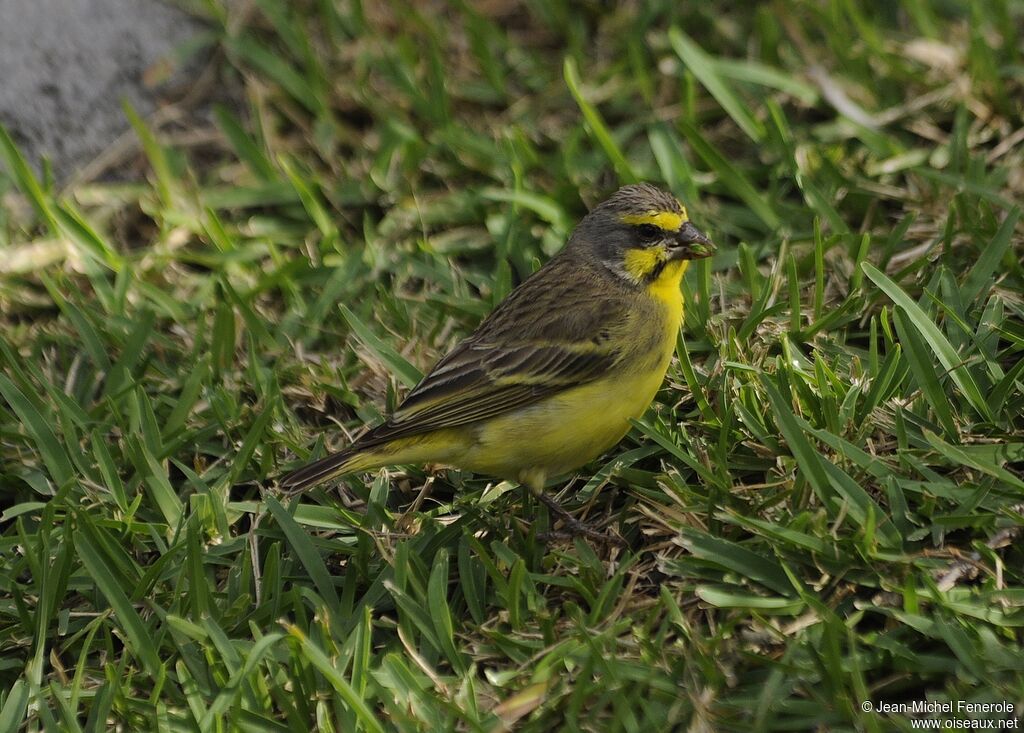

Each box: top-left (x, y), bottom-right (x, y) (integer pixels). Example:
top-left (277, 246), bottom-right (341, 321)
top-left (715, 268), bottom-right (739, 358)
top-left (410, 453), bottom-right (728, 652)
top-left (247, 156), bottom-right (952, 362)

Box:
top-left (1, 1), bottom-right (1023, 730)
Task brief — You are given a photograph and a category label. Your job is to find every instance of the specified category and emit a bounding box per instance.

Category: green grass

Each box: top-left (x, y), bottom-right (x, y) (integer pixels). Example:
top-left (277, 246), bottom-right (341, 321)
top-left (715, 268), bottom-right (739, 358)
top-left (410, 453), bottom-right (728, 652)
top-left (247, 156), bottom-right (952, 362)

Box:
top-left (2, 1), bottom-right (1024, 730)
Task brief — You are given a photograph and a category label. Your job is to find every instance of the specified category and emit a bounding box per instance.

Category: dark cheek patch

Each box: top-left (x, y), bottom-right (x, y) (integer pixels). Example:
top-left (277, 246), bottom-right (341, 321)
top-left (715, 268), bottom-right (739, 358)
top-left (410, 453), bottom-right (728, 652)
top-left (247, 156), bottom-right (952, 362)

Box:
top-left (647, 260), bottom-right (667, 282)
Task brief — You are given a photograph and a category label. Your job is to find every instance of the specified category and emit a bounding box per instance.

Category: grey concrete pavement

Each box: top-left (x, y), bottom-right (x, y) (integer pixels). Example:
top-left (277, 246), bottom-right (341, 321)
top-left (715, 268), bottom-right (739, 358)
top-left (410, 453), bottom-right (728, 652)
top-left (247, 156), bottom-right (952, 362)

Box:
top-left (0, 0), bottom-right (204, 179)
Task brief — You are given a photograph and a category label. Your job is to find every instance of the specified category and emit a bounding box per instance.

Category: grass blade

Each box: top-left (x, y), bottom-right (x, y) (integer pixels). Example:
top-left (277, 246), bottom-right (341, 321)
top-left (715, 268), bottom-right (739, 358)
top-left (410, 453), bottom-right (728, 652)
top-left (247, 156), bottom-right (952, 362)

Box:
top-left (668, 28), bottom-right (765, 143)
top-left (564, 57), bottom-right (638, 183)
top-left (677, 119), bottom-right (780, 230)
top-left (863, 263), bottom-right (992, 421)
top-left (76, 514), bottom-right (163, 678)
top-left (893, 307), bottom-right (959, 438)
top-left (0, 374), bottom-right (75, 488)
top-left (340, 303), bottom-right (423, 388)
top-left (265, 496), bottom-right (340, 609)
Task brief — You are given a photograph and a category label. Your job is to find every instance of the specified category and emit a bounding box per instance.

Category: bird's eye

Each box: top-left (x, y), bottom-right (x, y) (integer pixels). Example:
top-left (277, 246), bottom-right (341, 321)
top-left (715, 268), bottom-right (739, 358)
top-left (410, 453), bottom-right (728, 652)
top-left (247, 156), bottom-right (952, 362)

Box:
top-left (637, 223), bottom-right (661, 242)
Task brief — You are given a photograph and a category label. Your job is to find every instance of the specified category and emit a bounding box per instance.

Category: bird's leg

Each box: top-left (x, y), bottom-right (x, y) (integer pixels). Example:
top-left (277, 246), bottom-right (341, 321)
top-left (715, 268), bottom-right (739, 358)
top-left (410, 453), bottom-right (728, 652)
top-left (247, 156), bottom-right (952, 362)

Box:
top-left (534, 490), bottom-right (612, 542)
top-left (521, 469), bottom-right (617, 543)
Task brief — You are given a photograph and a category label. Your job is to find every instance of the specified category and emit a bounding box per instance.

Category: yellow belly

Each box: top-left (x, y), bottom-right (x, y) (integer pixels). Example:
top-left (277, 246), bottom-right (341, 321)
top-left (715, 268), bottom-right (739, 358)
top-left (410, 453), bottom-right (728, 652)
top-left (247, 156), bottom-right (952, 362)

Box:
top-left (350, 340), bottom-right (676, 484)
top-left (458, 363), bottom-right (669, 481)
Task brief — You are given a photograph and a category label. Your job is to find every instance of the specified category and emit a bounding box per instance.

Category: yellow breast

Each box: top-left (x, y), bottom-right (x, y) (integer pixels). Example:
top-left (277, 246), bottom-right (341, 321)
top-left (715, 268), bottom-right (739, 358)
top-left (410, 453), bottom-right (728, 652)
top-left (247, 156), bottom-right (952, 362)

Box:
top-left (647, 259), bottom-right (687, 325)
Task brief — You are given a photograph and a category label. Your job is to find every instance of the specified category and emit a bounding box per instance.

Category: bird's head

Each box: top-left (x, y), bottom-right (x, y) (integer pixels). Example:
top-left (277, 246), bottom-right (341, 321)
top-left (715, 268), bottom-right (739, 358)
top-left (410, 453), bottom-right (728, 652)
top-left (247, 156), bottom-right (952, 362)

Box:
top-left (569, 183), bottom-right (715, 285)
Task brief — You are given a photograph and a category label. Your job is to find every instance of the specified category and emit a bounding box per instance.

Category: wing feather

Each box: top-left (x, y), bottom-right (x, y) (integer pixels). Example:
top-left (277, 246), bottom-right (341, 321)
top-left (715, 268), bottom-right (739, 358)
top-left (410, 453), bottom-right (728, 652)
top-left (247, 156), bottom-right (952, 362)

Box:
top-left (350, 257), bottom-right (634, 450)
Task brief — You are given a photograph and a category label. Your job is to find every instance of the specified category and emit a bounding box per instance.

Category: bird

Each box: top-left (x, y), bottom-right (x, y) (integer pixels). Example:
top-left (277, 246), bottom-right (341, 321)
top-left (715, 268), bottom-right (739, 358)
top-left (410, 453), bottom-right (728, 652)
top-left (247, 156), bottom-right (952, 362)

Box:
top-left (280, 183), bottom-right (715, 537)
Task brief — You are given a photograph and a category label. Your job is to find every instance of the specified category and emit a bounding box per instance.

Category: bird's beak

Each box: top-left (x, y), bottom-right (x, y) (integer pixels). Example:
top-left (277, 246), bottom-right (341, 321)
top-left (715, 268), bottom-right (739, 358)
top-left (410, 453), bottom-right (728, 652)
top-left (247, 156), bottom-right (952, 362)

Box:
top-left (668, 222), bottom-right (715, 260)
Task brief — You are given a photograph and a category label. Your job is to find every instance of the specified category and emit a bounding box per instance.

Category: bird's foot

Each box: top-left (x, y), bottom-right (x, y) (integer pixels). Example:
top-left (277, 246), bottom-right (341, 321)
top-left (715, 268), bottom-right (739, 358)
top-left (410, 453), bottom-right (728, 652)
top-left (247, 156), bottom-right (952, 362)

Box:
top-left (534, 492), bottom-right (624, 545)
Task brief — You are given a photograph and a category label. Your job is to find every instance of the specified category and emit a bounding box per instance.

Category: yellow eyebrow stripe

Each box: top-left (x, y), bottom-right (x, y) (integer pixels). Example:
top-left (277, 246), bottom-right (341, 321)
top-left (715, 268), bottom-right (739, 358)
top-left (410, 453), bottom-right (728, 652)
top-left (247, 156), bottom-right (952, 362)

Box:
top-left (620, 208), bottom-right (689, 231)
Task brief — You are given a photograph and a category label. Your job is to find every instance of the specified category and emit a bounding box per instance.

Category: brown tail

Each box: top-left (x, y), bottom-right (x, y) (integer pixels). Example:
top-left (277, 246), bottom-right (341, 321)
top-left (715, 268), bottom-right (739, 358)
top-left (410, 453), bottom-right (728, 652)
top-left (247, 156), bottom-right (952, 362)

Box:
top-left (278, 448), bottom-right (364, 494)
